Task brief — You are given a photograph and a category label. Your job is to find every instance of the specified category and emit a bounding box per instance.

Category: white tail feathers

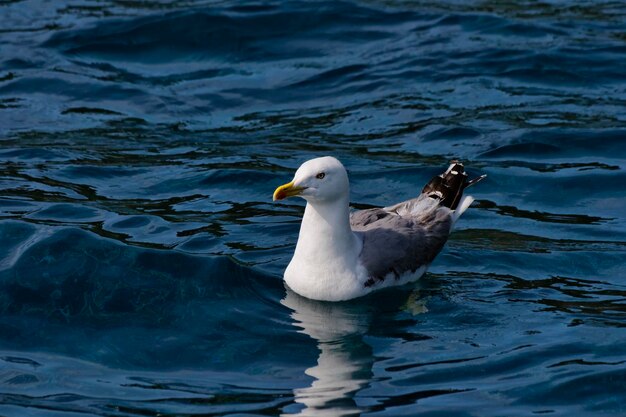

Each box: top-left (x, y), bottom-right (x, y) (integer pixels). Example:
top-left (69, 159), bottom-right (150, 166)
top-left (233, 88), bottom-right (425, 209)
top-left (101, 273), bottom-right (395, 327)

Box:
top-left (451, 195), bottom-right (474, 225)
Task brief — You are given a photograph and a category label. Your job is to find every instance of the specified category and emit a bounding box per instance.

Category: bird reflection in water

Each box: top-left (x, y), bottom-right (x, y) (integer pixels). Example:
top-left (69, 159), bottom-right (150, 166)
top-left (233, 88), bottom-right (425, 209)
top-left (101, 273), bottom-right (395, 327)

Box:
top-left (281, 287), bottom-right (429, 416)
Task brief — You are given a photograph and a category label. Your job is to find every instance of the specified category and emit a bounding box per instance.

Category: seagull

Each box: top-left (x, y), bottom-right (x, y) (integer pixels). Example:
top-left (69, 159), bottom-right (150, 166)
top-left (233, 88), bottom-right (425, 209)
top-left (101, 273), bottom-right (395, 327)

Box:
top-left (273, 156), bottom-right (485, 301)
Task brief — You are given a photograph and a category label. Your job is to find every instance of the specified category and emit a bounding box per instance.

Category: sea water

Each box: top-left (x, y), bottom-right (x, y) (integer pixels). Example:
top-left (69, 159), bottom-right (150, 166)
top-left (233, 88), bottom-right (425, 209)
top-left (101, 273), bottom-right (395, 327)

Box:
top-left (1, 1), bottom-right (625, 415)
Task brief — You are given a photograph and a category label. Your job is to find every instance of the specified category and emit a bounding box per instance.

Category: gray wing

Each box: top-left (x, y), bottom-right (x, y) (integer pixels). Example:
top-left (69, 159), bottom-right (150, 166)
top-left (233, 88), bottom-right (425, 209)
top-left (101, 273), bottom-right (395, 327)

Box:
top-left (350, 194), bottom-right (453, 287)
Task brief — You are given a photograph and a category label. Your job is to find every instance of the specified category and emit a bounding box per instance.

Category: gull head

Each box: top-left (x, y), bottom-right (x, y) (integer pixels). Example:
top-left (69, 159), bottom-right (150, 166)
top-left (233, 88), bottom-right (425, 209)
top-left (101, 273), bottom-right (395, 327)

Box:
top-left (273, 156), bottom-right (349, 204)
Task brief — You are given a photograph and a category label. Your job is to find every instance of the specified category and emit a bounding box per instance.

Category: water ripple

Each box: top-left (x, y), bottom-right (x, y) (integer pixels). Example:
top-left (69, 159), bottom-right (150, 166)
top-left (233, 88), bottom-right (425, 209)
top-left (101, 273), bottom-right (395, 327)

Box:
top-left (1, 0), bottom-right (626, 415)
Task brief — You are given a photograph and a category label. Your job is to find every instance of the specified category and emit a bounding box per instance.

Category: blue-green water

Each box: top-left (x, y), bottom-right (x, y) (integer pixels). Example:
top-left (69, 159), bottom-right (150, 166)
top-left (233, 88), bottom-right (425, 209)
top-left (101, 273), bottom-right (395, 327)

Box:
top-left (1, 1), bottom-right (626, 415)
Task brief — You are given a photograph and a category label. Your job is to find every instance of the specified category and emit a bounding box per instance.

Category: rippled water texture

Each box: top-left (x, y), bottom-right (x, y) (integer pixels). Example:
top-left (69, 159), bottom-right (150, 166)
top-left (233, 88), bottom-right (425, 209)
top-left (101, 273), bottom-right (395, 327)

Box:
top-left (1, 0), bottom-right (626, 415)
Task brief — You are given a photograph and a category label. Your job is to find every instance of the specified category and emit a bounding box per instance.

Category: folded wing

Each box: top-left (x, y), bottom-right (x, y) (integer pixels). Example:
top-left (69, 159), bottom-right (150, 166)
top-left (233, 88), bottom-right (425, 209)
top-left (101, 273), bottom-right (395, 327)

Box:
top-left (351, 161), bottom-right (485, 287)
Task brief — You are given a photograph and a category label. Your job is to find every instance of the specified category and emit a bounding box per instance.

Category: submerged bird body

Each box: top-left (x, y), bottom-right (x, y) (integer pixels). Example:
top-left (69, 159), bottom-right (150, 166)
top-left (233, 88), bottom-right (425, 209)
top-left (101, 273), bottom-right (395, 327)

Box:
top-left (274, 157), bottom-right (484, 301)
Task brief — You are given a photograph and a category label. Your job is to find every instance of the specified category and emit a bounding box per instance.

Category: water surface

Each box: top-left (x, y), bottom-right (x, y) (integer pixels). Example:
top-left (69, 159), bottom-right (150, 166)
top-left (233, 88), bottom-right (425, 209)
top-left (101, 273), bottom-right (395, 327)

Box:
top-left (1, 0), bottom-right (626, 415)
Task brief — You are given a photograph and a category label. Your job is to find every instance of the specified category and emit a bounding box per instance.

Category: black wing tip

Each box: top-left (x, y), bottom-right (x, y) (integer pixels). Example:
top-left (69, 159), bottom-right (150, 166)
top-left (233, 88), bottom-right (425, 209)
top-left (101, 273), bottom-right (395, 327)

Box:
top-left (421, 160), bottom-right (485, 210)
top-left (466, 174), bottom-right (487, 188)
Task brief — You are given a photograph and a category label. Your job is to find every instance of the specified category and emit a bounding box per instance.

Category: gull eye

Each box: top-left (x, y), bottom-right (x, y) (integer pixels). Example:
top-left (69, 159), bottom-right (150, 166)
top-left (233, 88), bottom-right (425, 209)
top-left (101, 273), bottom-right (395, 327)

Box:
top-left (316, 172), bottom-right (325, 179)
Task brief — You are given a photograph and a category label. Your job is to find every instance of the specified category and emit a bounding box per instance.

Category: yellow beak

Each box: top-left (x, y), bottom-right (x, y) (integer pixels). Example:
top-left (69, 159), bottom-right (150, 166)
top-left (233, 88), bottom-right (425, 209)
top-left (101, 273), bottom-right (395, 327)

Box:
top-left (273, 181), bottom-right (306, 201)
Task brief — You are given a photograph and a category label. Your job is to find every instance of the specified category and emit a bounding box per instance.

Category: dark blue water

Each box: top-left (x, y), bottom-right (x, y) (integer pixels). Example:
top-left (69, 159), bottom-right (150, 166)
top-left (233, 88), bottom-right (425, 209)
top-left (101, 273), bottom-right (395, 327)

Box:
top-left (1, 1), bottom-right (626, 415)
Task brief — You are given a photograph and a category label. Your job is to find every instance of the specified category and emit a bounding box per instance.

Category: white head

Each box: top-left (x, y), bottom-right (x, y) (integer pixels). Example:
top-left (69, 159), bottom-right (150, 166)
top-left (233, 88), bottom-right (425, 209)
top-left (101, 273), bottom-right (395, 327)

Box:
top-left (273, 156), bottom-right (349, 204)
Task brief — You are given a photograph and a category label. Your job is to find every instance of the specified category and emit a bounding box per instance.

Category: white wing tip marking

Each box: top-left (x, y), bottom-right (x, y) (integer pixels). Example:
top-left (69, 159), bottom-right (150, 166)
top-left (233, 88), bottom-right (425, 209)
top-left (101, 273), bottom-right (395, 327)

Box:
top-left (452, 195), bottom-right (474, 224)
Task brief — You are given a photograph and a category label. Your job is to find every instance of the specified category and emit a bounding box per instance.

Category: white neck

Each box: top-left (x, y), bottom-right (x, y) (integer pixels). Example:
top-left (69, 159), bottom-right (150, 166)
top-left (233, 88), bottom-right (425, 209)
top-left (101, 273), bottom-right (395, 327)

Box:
top-left (295, 195), bottom-right (357, 259)
top-left (285, 194), bottom-right (366, 301)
